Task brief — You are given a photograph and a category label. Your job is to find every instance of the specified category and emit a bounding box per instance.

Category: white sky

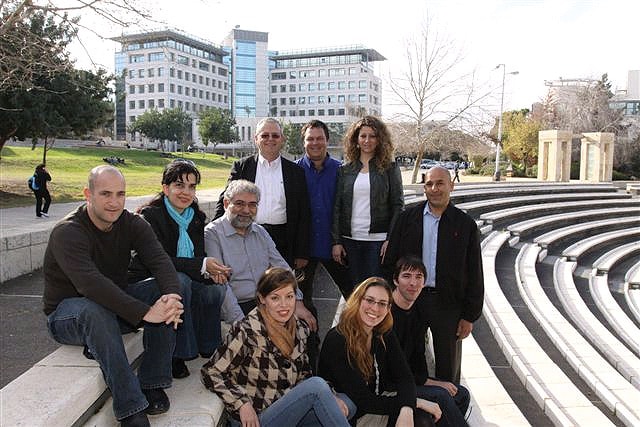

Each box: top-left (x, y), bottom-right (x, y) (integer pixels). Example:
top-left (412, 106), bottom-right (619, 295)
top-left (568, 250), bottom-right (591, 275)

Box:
top-left (70, 0), bottom-right (639, 120)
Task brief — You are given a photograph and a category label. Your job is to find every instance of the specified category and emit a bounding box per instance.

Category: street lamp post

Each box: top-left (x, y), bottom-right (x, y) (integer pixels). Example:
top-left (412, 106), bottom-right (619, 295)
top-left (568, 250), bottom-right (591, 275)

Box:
top-left (494, 64), bottom-right (518, 181)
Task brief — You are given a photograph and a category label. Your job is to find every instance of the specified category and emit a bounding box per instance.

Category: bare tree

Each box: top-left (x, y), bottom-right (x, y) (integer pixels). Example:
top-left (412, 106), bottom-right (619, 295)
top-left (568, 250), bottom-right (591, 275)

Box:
top-left (1, 0), bottom-right (152, 92)
top-left (387, 18), bottom-right (495, 183)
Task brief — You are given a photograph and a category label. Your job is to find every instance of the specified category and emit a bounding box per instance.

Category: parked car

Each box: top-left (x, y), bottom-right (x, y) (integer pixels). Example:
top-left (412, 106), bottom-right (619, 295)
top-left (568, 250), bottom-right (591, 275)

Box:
top-left (419, 159), bottom-right (439, 169)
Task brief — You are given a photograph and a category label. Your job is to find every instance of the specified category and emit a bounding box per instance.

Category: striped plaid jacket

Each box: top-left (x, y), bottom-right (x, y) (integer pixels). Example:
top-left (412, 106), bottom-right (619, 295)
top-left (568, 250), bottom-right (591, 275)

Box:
top-left (201, 308), bottom-right (312, 419)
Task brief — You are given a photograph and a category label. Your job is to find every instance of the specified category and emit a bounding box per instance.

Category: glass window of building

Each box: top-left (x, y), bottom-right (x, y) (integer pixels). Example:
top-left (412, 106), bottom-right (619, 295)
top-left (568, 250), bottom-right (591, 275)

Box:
top-left (289, 71), bottom-right (297, 79)
top-left (271, 85), bottom-right (278, 93)
top-left (289, 110), bottom-right (296, 117)
top-left (338, 108), bottom-right (345, 115)
top-left (199, 75), bottom-right (203, 84)
top-left (199, 62), bottom-right (209, 71)
top-left (185, 87), bottom-right (190, 96)
top-left (148, 84), bottom-right (154, 93)
top-left (129, 100), bottom-right (135, 109)
top-left (289, 97), bottom-right (296, 105)
top-left (348, 81), bottom-right (356, 89)
top-left (328, 109), bottom-right (335, 116)
top-left (309, 109), bottom-right (315, 116)
top-left (185, 102), bottom-right (190, 111)
top-left (318, 69), bottom-right (326, 77)
top-left (272, 72), bottom-right (286, 80)
top-left (318, 109), bottom-right (325, 116)
top-left (199, 90), bottom-right (204, 99)
top-left (206, 92), bottom-right (210, 100)
top-left (280, 111), bottom-right (286, 117)
top-left (185, 71), bottom-right (190, 81)
top-left (328, 82), bottom-right (336, 90)
top-left (224, 95), bottom-right (228, 103)
top-left (338, 95), bottom-right (345, 103)
top-left (138, 100), bottom-right (145, 109)
top-left (158, 67), bottom-right (164, 76)
top-left (328, 95), bottom-right (336, 103)
top-left (158, 99), bottom-right (165, 108)
top-left (148, 52), bottom-right (164, 62)
top-left (129, 115), bottom-right (135, 122)
top-left (177, 55), bottom-right (188, 65)
top-left (318, 96), bottom-right (325, 104)
top-left (170, 99), bottom-right (175, 108)
top-left (177, 85), bottom-right (183, 94)
top-left (308, 83), bottom-right (316, 91)
top-left (129, 54), bottom-right (144, 63)
top-left (170, 68), bottom-right (175, 77)
top-left (359, 80), bottom-right (367, 89)
top-left (206, 77), bottom-right (210, 86)
top-left (129, 85), bottom-right (135, 94)
top-left (289, 84), bottom-right (296, 92)
top-left (338, 81), bottom-right (346, 89)
top-left (177, 70), bottom-right (183, 79)
top-left (148, 68), bottom-right (154, 77)
top-left (158, 83), bottom-right (164, 92)
top-left (359, 94), bottom-right (366, 103)
top-left (318, 82), bottom-right (326, 90)
top-left (170, 83), bottom-right (175, 93)
top-left (148, 99), bottom-right (155, 108)
top-left (138, 85), bottom-right (144, 93)
top-left (349, 67), bottom-right (356, 75)
top-left (308, 96), bottom-right (316, 104)
top-left (348, 94), bottom-right (356, 102)
top-left (280, 98), bottom-right (286, 105)
top-left (280, 85), bottom-right (286, 92)
top-left (298, 97), bottom-right (305, 105)
top-left (192, 74), bottom-right (196, 82)
top-left (299, 110), bottom-right (305, 116)
top-left (218, 81), bottom-right (222, 88)
top-left (138, 69), bottom-right (144, 78)
top-left (128, 70), bottom-right (134, 78)
top-left (224, 82), bottom-right (228, 90)
top-left (298, 83), bottom-right (306, 92)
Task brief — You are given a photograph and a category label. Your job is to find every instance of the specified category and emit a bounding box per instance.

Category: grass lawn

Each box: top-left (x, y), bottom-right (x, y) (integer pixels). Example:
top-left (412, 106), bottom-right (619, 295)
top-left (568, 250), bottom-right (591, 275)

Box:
top-left (0, 146), bottom-right (236, 208)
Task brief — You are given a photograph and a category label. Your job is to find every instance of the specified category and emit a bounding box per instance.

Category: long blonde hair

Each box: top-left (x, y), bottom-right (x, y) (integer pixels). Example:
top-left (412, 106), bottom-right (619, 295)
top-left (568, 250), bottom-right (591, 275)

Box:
top-left (336, 277), bottom-right (393, 381)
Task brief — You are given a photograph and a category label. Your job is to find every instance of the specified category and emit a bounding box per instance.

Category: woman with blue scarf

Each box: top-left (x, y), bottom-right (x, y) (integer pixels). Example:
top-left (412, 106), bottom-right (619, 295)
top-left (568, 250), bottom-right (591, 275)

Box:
top-left (129, 160), bottom-right (229, 378)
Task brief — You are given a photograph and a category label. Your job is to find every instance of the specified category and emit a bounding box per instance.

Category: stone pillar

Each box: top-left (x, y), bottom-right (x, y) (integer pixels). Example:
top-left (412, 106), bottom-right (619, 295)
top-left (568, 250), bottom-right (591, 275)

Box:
top-left (537, 130), bottom-right (572, 181)
top-left (579, 132), bottom-right (615, 182)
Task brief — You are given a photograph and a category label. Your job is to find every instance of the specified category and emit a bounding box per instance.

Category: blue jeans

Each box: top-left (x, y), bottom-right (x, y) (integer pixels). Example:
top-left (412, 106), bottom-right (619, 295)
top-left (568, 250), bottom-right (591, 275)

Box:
top-left (228, 377), bottom-right (355, 427)
top-left (46, 279), bottom-right (175, 421)
top-left (174, 272), bottom-right (225, 358)
top-left (342, 239), bottom-right (384, 286)
top-left (416, 383), bottom-right (470, 427)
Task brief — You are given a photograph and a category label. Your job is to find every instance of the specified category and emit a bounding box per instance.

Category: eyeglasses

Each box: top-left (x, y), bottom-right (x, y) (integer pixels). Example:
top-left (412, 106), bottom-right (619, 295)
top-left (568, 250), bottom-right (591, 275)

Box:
top-left (362, 296), bottom-right (389, 310)
top-left (230, 200), bottom-right (259, 209)
top-left (258, 132), bottom-right (282, 140)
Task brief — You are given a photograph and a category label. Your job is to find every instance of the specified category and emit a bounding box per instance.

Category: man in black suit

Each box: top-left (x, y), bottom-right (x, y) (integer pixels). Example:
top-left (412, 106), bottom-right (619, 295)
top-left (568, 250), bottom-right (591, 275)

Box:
top-left (214, 118), bottom-right (311, 272)
top-left (383, 166), bottom-right (484, 383)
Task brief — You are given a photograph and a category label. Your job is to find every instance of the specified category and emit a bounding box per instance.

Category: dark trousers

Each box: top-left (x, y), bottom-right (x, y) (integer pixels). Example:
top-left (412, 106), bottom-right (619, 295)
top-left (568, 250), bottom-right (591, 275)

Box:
top-left (261, 223), bottom-right (291, 266)
top-left (416, 289), bottom-right (463, 383)
top-left (300, 258), bottom-right (353, 301)
top-left (34, 188), bottom-right (51, 216)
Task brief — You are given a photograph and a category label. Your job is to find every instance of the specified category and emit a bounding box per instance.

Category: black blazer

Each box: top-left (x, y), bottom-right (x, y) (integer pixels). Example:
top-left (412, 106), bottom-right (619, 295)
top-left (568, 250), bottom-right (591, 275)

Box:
top-left (213, 155), bottom-right (311, 263)
top-left (128, 198), bottom-right (210, 284)
top-left (383, 201), bottom-right (484, 322)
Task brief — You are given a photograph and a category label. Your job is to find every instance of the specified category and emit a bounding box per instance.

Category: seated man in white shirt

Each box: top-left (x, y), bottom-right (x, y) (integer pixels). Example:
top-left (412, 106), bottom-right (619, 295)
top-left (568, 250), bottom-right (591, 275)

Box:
top-left (204, 179), bottom-right (316, 331)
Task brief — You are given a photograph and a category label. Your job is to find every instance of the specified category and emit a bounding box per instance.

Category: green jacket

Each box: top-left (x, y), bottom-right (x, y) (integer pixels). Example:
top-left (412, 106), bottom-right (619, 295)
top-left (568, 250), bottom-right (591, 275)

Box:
top-left (332, 159), bottom-right (404, 244)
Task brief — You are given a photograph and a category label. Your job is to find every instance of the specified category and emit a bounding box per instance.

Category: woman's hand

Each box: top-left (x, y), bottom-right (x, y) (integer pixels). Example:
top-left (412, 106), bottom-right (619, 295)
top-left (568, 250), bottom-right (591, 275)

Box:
top-left (332, 244), bottom-right (346, 265)
top-left (395, 406), bottom-right (414, 427)
top-left (239, 402), bottom-right (260, 427)
top-left (335, 396), bottom-right (350, 418)
top-left (416, 398), bottom-right (441, 422)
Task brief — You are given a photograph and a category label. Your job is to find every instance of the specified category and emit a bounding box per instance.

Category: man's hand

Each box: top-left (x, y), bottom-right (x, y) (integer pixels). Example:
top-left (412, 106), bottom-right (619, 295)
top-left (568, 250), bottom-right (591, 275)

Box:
top-left (239, 402), bottom-right (260, 427)
top-left (206, 257), bottom-right (232, 284)
top-left (380, 240), bottom-right (389, 260)
top-left (143, 293), bottom-right (183, 329)
top-left (395, 406), bottom-right (414, 427)
top-left (335, 396), bottom-right (350, 418)
top-left (332, 244), bottom-right (347, 265)
top-left (295, 301), bottom-right (317, 331)
top-left (416, 398), bottom-right (441, 422)
top-left (456, 319), bottom-right (473, 339)
top-left (426, 378), bottom-right (458, 396)
top-left (293, 258), bottom-right (308, 269)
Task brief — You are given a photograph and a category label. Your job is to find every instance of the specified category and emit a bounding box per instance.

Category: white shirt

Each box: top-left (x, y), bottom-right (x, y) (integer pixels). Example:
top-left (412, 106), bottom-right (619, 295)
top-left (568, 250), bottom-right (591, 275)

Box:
top-left (254, 154), bottom-right (287, 225)
top-left (348, 172), bottom-right (386, 241)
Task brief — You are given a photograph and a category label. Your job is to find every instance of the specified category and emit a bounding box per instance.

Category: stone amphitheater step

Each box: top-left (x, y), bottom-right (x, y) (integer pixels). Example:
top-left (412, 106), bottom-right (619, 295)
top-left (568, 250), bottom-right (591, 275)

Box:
top-left (516, 243), bottom-right (640, 426)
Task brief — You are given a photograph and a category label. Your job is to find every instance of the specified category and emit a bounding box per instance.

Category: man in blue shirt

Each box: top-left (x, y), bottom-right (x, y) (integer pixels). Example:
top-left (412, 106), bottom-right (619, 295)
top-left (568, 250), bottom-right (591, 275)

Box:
top-left (296, 120), bottom-right (351, 302)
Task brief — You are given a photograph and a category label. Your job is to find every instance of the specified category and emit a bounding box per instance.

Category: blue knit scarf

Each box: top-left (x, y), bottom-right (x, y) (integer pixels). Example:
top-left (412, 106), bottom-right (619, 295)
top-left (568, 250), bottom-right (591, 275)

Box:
top-left (163, 196), bottom-right (194, 258)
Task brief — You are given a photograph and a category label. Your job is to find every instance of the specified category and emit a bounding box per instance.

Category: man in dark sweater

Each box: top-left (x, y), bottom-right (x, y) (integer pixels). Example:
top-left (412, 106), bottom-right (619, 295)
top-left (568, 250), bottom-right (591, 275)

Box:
top-left (391, 256), bottom-right (470, 426)
top-left (43, 165), bottom-right (184, 427)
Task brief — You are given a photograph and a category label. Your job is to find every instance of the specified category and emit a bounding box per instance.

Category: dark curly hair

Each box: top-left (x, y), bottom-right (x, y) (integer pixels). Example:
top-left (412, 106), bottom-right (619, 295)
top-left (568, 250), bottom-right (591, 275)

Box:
top-left (343, 116), bottom-right (394, 171)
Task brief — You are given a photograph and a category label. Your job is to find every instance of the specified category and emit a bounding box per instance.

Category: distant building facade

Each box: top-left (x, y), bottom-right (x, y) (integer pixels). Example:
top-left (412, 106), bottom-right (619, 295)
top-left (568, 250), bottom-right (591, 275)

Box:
top-left (611, 70), bottom-right (640, 117)
top-left (112, 29), bottom-right (229, 144)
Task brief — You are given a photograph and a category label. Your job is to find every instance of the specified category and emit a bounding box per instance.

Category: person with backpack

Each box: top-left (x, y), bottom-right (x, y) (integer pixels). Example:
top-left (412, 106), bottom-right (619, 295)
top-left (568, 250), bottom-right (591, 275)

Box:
top-left (30, 164), bottom-right (52, 218)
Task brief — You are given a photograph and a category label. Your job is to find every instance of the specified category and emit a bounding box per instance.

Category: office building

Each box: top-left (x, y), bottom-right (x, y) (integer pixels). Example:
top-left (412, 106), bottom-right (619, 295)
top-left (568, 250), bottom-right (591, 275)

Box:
top-left (112, 29), bottom-right (229, 143)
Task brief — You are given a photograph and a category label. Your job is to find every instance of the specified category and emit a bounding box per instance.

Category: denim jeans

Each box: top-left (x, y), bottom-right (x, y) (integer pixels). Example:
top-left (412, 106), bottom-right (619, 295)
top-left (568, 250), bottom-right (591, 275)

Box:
top-left (46, 279), bottom-right (175, 420)
top-left (174, 272), bottom-right (225, 358)
top-left (228, 377), bottom-right (354, 427)
top-left (342, 239), bottom-right (384, 286)
top-left (416, 383), bottom-right (470, 427)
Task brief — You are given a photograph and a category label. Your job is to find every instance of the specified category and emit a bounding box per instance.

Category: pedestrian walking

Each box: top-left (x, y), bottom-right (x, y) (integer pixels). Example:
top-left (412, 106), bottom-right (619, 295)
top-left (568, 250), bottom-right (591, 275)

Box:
top-left (31, 164), bottom-right (52, 218)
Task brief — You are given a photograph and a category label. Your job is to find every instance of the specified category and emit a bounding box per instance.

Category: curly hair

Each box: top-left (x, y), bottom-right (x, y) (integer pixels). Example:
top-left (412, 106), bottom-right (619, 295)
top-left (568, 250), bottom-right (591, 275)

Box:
top-left (336, 277), bottom-right (393, 381)
top-left (342, 116), bottom-right (394, 171)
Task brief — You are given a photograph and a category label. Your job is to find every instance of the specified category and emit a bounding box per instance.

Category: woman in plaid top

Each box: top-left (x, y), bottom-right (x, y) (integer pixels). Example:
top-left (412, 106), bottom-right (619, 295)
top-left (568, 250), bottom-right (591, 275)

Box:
top-left (202, 267), bottom-right (353, 426)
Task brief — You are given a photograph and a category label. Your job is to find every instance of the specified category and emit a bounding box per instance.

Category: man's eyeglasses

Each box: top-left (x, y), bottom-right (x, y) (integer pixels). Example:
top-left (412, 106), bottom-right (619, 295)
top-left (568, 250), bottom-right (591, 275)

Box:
top-left (231, 200), bottom-right (259, 209)
top-left (362, 296), bottom-right (390, 310)
top-left (258, 133), bottom-right (282, 140)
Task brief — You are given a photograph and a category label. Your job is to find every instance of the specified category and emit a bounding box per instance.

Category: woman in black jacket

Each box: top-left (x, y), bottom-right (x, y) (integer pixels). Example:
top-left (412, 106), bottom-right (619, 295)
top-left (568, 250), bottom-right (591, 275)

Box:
top-left (332, 117), bottom-right (404, 289)
top-left (32, 163), bottom-right (52, 218)
top-left (319, 277), bottom-right (440, 426)
top-left (129, 159), bottom-right (228, 378)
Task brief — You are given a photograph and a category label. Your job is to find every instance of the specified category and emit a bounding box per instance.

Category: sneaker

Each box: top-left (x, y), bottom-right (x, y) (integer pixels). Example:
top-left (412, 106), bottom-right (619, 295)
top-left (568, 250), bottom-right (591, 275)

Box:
top-left (142, 388), bottom-right (170, 415)
top-left (172, 358), bottom-right (190, 379)
top-left (41, 212), bottom-right (49, 217)
top-left (120, 411), bottom-right (150, 427)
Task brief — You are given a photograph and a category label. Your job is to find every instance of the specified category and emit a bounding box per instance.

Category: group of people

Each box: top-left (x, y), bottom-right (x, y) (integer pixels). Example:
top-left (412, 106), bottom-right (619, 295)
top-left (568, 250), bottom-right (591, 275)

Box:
top-left (42, 116), bottom-right (484, 427)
